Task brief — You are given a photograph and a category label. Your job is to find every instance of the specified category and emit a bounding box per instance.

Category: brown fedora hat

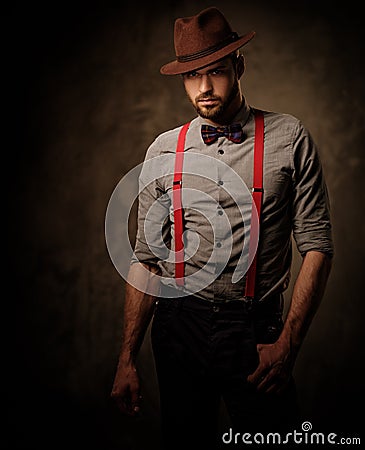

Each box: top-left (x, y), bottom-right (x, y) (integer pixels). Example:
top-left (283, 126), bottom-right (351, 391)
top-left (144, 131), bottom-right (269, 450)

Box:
top-left (160, 7), bottom-right (255, 75)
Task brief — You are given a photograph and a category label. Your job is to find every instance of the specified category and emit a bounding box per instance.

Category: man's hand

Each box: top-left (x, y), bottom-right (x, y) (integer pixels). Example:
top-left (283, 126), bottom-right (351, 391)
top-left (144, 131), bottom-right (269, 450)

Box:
top-left (248, 252), bottom-right (332, 395)
top-left (247, 337), bottom-right (294, 394)
top-left (111, 362), bottom-right (142, 417)
top-left (110, 263), bottom-right (159, 417)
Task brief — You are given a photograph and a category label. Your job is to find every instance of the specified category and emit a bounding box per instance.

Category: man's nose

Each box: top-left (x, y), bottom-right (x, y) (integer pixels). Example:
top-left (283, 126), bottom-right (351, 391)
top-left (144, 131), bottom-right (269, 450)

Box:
top-left (199, 74), bottom-right (213, 94)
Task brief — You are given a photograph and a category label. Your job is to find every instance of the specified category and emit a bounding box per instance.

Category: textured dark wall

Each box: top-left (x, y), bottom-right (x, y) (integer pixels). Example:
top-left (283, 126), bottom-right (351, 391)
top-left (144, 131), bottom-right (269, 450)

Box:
top-left (5, 1), bottom-right (365, 448)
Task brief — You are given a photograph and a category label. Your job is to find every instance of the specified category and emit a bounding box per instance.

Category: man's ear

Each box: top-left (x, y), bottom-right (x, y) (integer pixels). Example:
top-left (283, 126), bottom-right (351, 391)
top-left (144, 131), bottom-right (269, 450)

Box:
top-left (237, 54), bottom-right (245, 79)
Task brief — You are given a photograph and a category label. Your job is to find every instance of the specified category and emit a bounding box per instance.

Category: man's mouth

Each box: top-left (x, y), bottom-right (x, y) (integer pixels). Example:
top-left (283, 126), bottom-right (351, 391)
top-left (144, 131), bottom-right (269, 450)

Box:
top-left (197, 98), bottom-right (219, 106)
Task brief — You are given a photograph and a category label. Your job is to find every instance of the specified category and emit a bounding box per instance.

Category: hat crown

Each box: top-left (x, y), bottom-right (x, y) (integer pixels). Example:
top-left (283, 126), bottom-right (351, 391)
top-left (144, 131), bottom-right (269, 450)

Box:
top-left (160, 7), bottom-right (255, 75)
top-left (174, 7), bottom-right (234, 58)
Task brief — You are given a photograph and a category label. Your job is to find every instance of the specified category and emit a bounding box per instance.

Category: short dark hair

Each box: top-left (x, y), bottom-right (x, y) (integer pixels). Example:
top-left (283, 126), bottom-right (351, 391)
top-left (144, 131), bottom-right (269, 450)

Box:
top-left (230, 51), bottom-right (243, 74)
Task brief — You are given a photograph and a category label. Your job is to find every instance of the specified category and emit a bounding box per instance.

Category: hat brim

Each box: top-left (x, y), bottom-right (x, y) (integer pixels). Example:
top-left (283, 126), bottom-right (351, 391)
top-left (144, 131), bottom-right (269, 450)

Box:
top-left (160, 31), bottom-right (255, 75)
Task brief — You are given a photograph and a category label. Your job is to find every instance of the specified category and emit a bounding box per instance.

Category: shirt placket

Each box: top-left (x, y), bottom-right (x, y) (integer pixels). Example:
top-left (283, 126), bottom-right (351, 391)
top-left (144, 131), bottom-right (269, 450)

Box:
top-left (212, 137), bottom-right (232, 299)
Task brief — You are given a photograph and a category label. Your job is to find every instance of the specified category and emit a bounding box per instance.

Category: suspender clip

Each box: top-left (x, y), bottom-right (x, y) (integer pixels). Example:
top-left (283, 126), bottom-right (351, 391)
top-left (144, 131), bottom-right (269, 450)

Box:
top-left (243, 296), bottom-right (254, 312)
top-left (173, 180), bottom-right (182, 186)
top-left (252, 187), bottom-right (264, 193)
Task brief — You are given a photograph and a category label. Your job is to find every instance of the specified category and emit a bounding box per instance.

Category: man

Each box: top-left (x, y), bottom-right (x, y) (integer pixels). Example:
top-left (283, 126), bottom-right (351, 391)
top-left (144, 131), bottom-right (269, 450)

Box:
top-left (111, 6), bottom-right (333, 450)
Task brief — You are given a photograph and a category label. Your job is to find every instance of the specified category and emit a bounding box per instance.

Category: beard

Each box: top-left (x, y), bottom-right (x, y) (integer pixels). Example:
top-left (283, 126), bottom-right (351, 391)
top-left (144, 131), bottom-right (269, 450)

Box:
top-left (192, 79), bottom-right (240, 122)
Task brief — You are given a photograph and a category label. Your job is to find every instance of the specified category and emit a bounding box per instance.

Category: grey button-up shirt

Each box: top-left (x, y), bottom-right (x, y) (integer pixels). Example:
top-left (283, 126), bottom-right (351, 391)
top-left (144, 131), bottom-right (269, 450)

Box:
top-left (131, 99), bottom-right (333, 302)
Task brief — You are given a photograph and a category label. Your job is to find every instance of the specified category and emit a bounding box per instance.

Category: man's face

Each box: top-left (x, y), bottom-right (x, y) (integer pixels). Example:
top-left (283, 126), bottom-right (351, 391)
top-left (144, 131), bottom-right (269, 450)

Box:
top-left (182, 57), bottom-right (240, 122)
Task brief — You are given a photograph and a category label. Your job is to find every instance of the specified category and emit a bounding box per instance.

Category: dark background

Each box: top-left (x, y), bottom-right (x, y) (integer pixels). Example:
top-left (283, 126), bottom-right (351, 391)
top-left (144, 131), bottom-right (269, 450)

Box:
top-left (4, 0), bottom-right (365, 448)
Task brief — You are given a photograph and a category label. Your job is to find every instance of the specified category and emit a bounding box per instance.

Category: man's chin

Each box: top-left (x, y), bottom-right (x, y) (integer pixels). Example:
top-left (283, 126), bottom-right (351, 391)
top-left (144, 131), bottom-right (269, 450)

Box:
top-left (196, 105), bottom-right (222, 120)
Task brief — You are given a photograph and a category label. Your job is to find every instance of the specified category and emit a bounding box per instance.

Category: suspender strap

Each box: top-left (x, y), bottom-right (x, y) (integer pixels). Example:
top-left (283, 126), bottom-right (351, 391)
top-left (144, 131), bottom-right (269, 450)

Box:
top-left (173, 122), bottom-right (191, 285)
top-left (245, 110), bottom-right (265, 298)
top-left (172, 111), bottom-right (265, 296)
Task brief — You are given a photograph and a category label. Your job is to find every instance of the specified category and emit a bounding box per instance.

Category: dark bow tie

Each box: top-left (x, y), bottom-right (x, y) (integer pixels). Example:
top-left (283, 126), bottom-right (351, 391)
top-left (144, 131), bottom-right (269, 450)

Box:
top-left (201, 123), bottom-right (244, 145)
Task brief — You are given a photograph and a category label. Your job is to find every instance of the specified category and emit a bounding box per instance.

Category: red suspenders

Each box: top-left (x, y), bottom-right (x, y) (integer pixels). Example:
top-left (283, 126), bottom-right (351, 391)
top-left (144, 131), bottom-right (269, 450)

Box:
top-left (244, 110), bottom-right (264, 298)
top-left (173, 121), bottom-right (191, 286)
top-left (172, 110), bottom-right (265, 298)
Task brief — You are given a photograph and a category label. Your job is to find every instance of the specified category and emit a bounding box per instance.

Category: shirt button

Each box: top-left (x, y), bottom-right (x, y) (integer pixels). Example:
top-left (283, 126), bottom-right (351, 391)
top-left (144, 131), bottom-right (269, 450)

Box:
top-left (218, 149), bottom-right (224, 155)
top-left (216, 242), bottom-right (222, 248)
top-left (218, 210), bottom-right (223, 216)
top-left (218, 180), bottom-right (224, 185)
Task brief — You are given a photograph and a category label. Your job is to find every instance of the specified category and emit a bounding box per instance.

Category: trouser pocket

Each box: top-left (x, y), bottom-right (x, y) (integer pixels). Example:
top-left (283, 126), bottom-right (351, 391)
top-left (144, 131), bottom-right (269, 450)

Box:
top-left (254, 313), bottom-right (284, 344)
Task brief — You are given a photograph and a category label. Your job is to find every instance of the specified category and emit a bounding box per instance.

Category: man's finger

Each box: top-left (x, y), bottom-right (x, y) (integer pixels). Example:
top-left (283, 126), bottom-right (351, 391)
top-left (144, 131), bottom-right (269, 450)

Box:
top-left (247, 367), bottom-right (267, 385)
top-left (114, 396), bottom-right (130, 414)
top-left (131, 394), bottom-right (143, 415)
top-left (256, 369), bottom-right (277, 392)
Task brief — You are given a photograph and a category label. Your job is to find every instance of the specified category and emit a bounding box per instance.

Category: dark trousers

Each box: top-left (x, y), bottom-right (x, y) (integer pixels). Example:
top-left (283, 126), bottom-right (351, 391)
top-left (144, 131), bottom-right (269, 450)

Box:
top-left (151, 292), bottom-right (300, 450)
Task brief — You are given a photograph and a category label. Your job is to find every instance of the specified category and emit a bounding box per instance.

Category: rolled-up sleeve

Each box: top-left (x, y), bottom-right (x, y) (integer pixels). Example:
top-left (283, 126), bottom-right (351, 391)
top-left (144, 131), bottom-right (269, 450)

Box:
top-left (291, 121), bottom-right (334, 257)
top-left (130, 141), bottom-right (172, 267)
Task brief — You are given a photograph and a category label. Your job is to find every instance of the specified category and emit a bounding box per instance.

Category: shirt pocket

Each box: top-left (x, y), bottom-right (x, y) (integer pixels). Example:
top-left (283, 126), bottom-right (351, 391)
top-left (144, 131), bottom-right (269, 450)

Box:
top-left (263, 167), bottom-right (292, 203)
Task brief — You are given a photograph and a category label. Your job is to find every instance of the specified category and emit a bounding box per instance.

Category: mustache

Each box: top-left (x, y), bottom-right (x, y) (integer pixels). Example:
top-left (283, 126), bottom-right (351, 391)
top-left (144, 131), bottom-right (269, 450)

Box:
top-left (195, 94), bottom-right (221, 102)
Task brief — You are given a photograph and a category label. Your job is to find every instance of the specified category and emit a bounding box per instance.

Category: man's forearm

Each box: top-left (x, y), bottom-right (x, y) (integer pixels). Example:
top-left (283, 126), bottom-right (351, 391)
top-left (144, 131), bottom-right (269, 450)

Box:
top-left (279, 250), bottom-right (332, 354)
top-left (118, 263), bottom-right (161, 366)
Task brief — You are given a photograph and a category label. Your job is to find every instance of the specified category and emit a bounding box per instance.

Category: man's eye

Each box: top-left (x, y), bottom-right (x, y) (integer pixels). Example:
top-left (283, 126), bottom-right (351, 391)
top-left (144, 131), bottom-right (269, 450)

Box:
top-left (211, 69), bottom-right (223, 75)
top-left (187, 72), bottom-right (199, 78)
